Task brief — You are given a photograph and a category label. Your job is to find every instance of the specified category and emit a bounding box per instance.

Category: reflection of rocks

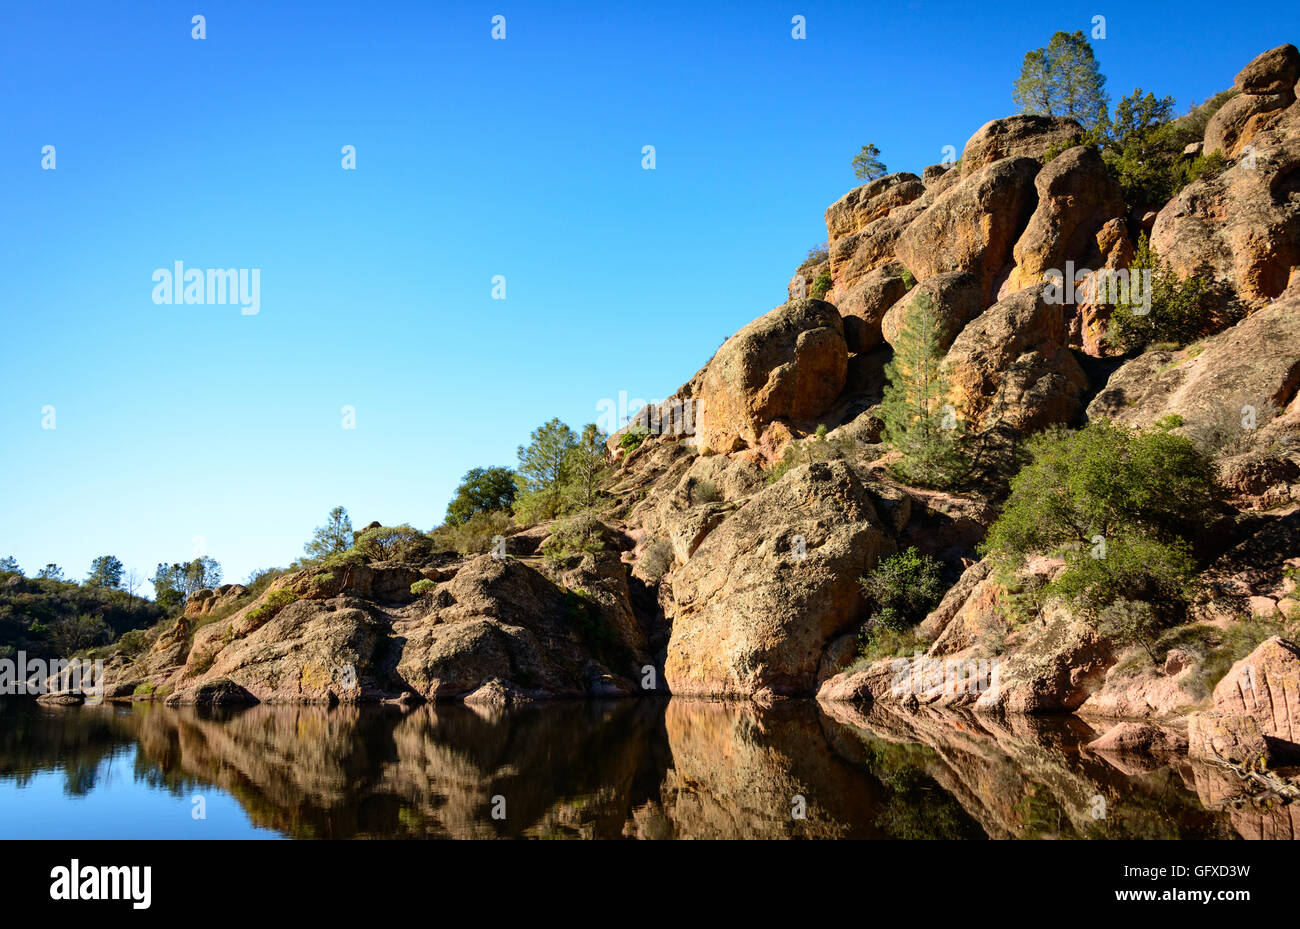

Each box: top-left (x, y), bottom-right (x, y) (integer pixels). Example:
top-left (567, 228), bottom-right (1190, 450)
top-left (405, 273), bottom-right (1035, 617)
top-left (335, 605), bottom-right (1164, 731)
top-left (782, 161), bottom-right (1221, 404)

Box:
top-left (818, 701), bottom-right (1235, 839)
top-left (0, 698), bottom-right (1267, 840)
top-left (652, 700), bottom-right (875, 838)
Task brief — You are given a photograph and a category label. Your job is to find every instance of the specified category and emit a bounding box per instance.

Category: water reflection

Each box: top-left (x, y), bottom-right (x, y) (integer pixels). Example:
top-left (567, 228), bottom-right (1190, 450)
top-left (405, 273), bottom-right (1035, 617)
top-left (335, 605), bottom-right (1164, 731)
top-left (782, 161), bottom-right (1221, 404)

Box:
top-left (0, 697), bottom-right (1290, 839)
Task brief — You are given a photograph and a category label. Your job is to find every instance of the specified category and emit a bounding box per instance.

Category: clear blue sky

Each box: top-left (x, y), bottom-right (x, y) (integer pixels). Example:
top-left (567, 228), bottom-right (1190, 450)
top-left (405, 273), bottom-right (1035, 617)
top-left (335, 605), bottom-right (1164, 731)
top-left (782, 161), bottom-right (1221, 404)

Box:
top-left (2, 1), bottom-right (1295, 591)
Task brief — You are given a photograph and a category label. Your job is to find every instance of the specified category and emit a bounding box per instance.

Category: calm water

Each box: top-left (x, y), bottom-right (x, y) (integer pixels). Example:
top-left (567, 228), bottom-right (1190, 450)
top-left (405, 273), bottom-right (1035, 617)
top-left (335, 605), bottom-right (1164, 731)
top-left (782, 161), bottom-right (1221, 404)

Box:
top-left (0, 697), bottom-right (1286, 839)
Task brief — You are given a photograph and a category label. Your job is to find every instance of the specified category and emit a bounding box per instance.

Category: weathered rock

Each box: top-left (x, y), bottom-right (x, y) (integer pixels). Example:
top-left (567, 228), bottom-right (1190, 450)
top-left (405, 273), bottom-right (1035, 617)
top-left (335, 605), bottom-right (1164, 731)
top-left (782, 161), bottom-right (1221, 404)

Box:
top-left (972, 609), bottom-right (1114, 714)
top-left (829, 199), bottom-right (930, 293)
top-left (1205, 91), bottom-right (1293, 159)
top-left (1234, 43), bottom-right (1300, 95)
top-left (960, 115), bottom-right (1083, 176)
top-left (1208, 635), bottom-right (1300, 755)
top-left (1085, 292), bottom-right (1300, 431)
top-left (944, 285), bottom-right (1087, 432)
top-left (824, 173), bottom-right (926, 243)
top-left (1087, 721), bottom-right (1187, 753)
top-left (895, 156), bottom-right (1041, 307)
top-left (1003, 145), bottom-right (1125, 295)
top-left (1188, 711), bottom-right (1271, 764)
top-left (665, 461), bottom-right (892, 696)
top-left (880, 271), bottom-right (983, 353)
top-left (788, 258), bottom-right (829, 302)
top-left (1152, 100), bottom-right (1300, 305)
top-left (836, 261), bottom-right (909, 353)
top-left (695, 299), bottom-right (847, 454)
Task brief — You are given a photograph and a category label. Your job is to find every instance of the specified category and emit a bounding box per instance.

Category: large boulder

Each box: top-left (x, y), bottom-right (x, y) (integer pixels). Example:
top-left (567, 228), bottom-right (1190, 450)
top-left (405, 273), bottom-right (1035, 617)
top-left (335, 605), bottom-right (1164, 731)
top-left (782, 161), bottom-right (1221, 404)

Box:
top-left (1206, 636), bottom-right (1300, 757)
top-left (665, 461), bottom-right (892, 697)
top-left (1152, 98), bottom-right (1300, 305)
top-left (880, 270), bottom-right (983, 353)
top-left (894, 156), bottom-right (1041, 307)
top-left (1234, 43), bottom-right (1300, 95)
top-left (1085, 292), bottom-right (1300, 433)
top-left (836, 261), bottom-right (909, 353)
top-left (1204, 91), bottom-right (1293, 159)
top-left (960, 115), bottom-right (1083, 175)
top-left (829, 199), bottom-right (930, 294)
top-left (824, 173), bottom-right (926, 243)
top-left (1002, 145), bottom-right (1125, 295)
top-left (695, 299), bottom-right (847, 454)
top-left (943, 285), bottom-right (1087, 432)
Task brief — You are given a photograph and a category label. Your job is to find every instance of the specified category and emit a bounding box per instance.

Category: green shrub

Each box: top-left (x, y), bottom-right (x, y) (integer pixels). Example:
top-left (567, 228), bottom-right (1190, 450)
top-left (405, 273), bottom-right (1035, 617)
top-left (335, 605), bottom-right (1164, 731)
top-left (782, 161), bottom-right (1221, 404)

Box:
top-left (133, 681), bottom-right (155, 697)
top-left (810, 271), bottom-right (833, 300)
top-left (246, 588), bottom-right (299, 625)
top-left (619, 427), bottom-right (649, 453)
top-left (430, 509), bottom-right (511, 555)
top-left (639, 538), bottom-right (673, 581)
top-left (857, 548), bottom-right (947, 654)
top-left (981, 422), bottom-right (1214, 622)
top-left (1107, 235), bottom-right (1239, 352)
top-left (541, 516), bottom-right (606, 564)
top-left (800, 242), bottom-right (830, 268)
top-left (690, 480), bottom-right (722, 505)
top-left (115, 628), bottom-right (149, 657)
top-left (351, 525), bottom-right (434, 562)
top-left (410, 578), bottom-right (436, 596)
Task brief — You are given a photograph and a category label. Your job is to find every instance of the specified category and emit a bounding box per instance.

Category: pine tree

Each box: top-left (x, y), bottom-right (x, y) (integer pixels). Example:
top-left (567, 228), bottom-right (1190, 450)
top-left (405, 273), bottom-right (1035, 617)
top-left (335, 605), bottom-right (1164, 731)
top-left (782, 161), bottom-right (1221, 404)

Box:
top-left (880, 290), bottom-right (967, 487)
top-left (1012, 31), bottom-right (1108, 129)
top-left (514, 418), bottom-right (578, 523)
top-left (304, 505), bottom-right (354, 559)
top-left (851, 143), bottom-right (887, 181)
top-left (562, 424), bottom-right (611, 513)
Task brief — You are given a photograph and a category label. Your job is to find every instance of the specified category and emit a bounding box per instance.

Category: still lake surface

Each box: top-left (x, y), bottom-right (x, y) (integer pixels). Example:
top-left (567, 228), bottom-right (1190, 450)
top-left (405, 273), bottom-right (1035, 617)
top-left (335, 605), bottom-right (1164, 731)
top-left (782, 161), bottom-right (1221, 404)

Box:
top-left (0, 697), bottom-right (1287, 839)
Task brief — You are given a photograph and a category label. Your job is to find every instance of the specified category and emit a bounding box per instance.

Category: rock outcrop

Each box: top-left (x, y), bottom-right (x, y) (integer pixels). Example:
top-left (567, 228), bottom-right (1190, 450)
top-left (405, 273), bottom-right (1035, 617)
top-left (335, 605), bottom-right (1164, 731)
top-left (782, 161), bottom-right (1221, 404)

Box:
top-left (695, 299), bottom-right (847, 455)
top-left (665, 461), bottom-right (891, 696)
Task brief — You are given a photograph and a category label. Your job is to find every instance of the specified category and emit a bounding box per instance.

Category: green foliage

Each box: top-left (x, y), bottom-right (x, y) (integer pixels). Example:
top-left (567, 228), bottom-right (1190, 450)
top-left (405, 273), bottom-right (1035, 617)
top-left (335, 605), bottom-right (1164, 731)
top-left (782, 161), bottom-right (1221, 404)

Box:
top-left (801, 242), bottom-right (829, 267)
top-left (36, 564), bottom-right (65, 581)
top-left (541, 515), bottom-right (606, 564)
top-left (86, 555), bottom-right (124, 589)
top-left (0, 573), bottom-right (165, 660)
top-left (564, 587), bottom-right (614, 652)
top-left (900, 269), bottom-right (916, 290)
top-left (302, 506), bottom-right (353, 561)
top-left (981, 422), bottom-right (1214, 621)
top-left (851, 143), bottom-right (887, 181)
top-left (410, 578), bottom-right (437, 596)
top-left (1013, 30), bottom-right (1108, 129)
top-left (765, 425), bottom-right (843, 484)
top-left (514, 418), bottom-right (578, 523)
top-left (152, 557), bottom-right (223, 611)
top-left (0, 556), bottom-right (20, 576)
top-left (563, 424), bottom-right (611, 514)
top-left (133, 681), bottom-right (156, 697)
top-left (690, 479), bottom-right (722, 504)
top-left (1096, 89), bottom-right (1233, 215)
top-left (879, 290), bottom-right (968, 488)
top-left (619, 426), bottom-right (649, 453)
top-left (351, 525), bottom-right (434, 562)
top-left (430, 509), bottom-right (512, 556)
top-left (245, 567), bottom-right (289, 600)
top-left (246, 588), bottom-right (299, 625)
top-left (1107, 234), bottom-right (1237, 352)
top-left (857, 548), bottom-right (947, 654)
top-left (810, 271), bottom-right (833, 300)
top-left (445, 467), bottom-right (517, 526)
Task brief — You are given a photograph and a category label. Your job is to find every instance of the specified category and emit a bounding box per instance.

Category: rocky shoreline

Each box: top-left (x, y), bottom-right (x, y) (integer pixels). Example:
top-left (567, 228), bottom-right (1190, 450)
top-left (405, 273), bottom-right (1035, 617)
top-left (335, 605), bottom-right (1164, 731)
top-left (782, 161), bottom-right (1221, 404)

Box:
top-left (43, 43), bottom-right (1300, 794)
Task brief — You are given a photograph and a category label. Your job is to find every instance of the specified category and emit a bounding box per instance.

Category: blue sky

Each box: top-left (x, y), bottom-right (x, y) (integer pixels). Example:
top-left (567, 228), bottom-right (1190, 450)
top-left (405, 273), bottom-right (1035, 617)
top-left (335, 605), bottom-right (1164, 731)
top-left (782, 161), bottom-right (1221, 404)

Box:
top-left (2, 1), bottom-right (1296, 591)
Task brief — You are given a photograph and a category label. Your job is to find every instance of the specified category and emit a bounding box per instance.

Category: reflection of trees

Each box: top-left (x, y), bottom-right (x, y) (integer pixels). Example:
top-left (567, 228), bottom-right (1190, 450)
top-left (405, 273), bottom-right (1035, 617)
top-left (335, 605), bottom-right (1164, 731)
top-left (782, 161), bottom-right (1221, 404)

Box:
top-left (0, 697), bottom-right (1261, 839)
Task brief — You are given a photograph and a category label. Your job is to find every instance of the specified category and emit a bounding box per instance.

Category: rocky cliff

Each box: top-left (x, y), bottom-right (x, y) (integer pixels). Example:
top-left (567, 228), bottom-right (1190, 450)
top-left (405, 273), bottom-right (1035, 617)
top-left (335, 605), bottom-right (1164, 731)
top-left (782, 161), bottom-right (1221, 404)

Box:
top-left (100, 46), bottom-right (1300, 779)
